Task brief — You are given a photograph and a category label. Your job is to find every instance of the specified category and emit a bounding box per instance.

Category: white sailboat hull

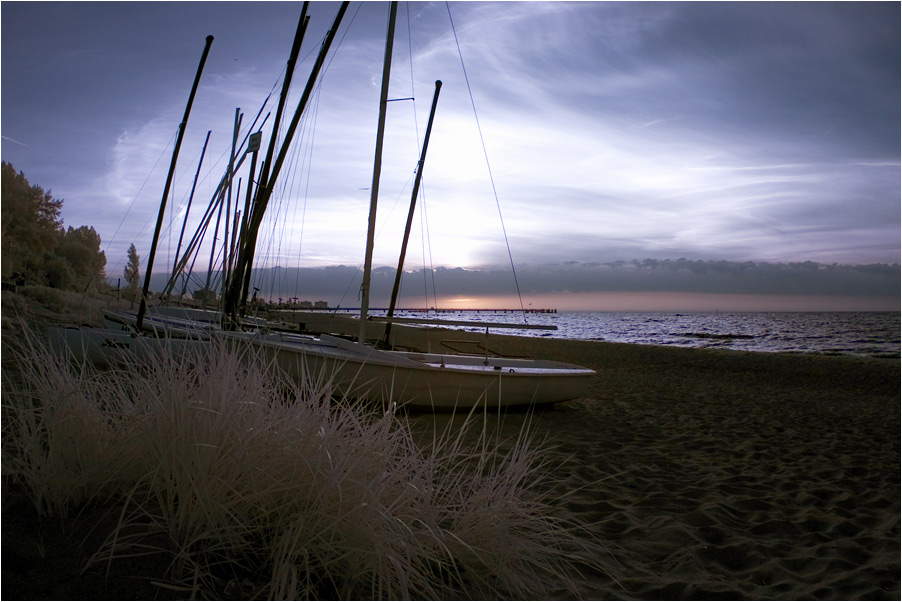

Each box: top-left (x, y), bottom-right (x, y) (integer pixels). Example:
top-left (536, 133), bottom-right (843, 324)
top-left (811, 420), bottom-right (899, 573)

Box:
top-left (220, 332), bottom-right (595, 409)
top-left (48, 323), bottom-right (594, 409)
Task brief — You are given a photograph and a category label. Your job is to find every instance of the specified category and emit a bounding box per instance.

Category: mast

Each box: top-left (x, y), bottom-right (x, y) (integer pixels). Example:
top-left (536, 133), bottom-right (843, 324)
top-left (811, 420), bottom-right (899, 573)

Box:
top-left (381, 79), bottom-right (442, 347)
top-left (222, 2), bottom-right (316, 322)
top-left (233, 2), bottom-right (349, 317)
top-left (221, 108), bottom-right (243, 295)
top-left (204, 186), bottom-right (226, 296)
top-left (359, 0), bottom-right (398, 344)
top-left (162, 115), bottom-right (268, 298)
top-left (236, 131), bottom-right (262, 311)
top-left (136, 34), bottom-right (214, 331)
top-left (172, 129), bottom-right (211, 290)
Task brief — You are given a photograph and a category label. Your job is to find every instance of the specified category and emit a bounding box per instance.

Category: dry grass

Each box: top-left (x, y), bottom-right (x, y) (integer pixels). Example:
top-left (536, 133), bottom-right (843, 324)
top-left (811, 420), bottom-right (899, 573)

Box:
top-left (2, 325), bottom-right (608, 600)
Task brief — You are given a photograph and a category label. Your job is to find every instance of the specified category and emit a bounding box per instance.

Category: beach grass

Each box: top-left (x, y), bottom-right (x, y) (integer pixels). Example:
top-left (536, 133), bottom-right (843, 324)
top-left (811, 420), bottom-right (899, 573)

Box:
top-left (1, 323), bottom-right (606, 600)
top-left (3, 291), bottom-right (898, 600)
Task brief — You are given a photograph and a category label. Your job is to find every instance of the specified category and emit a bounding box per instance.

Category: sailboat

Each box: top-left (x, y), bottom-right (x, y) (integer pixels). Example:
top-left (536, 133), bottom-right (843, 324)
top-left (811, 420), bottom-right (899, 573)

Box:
top-left (49, 2), bottom-right (596, 410)
top-left (213, 2), bottom-right (594, 409)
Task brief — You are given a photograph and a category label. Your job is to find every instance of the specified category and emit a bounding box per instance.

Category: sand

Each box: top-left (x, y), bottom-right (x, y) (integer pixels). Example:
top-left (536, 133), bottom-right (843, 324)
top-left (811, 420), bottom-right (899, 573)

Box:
top-left (296, 312), bottom-right (900, 600)
top-left (3, 303), bottom-right (899, 599)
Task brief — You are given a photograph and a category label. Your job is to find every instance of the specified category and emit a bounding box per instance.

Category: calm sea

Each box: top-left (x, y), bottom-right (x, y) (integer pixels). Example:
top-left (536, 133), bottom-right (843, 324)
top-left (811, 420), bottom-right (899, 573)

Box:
top-left (380, 310), bottom-right (901, 359)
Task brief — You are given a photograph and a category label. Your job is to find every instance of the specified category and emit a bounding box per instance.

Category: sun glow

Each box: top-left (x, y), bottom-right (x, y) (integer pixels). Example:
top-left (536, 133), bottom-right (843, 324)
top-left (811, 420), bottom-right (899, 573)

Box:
top-left (431, 292), bottom-right (900, 312)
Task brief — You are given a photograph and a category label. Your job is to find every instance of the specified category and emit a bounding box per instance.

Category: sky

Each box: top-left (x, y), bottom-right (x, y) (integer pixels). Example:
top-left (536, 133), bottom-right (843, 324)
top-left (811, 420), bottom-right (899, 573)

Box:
top-left (2, 1), bottom-right (900, 311)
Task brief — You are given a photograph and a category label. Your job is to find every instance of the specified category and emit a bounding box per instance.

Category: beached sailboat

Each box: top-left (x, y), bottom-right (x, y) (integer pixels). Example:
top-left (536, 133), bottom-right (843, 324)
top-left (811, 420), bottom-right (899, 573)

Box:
top-left (47, 33), bottom-right (218, 365)
top-left (214, 2), bottom-right (594, 408)
top-left (50, 2), bottom-right (596, 409)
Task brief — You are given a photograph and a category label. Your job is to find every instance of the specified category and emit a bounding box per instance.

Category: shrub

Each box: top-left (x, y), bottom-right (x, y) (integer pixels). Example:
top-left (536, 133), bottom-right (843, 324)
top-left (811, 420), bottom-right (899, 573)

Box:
top-left (2, 328), bottom-right (606, 599)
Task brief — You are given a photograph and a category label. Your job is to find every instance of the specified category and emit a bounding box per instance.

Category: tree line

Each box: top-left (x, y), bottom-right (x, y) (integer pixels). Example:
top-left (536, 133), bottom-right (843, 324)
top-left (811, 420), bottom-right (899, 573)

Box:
top-left (1, 162), bottom-right (107, 292)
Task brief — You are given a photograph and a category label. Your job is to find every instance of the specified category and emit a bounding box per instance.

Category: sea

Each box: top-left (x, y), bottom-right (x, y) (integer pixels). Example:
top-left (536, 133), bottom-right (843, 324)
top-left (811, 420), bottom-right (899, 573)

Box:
top-left (370, 310), bottom-right (901, 359)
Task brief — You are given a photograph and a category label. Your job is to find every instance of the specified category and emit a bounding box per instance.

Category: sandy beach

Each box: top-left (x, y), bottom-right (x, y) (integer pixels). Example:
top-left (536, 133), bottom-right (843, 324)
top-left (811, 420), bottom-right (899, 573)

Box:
top-left (3, 304), bottom-right (899, 599)
top-left (300, 312), bottom-right (901, 599)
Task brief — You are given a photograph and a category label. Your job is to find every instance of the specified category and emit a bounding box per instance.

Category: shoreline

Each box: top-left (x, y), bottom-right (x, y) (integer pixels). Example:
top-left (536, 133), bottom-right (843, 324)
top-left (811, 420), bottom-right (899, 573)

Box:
top-left (3, 294), bottom-right (899, 599)
top-left (273, 307), bottom-right (901, 358)
top-left (295, 311), bottom-right (901, 598)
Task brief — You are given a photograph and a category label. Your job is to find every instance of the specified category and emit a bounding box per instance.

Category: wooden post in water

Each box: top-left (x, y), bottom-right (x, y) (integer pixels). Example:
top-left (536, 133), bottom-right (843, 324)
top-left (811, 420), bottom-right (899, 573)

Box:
top-left (137, 34), bottom-right (214, 331)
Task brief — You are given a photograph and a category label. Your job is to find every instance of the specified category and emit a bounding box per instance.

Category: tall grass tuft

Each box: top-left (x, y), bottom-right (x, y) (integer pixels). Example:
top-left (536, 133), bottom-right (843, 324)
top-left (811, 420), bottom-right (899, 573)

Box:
top-left (2, 326), bottom-right (608, 600)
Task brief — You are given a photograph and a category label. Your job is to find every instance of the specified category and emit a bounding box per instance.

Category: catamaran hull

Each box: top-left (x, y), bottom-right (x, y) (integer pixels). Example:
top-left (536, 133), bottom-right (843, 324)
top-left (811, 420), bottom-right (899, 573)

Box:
top-left (46, 326), bottom-right (209, 369)
top-left (224, 332), bottom-right (595, 409)
top-left (45, 327), bottom-right (595, 410)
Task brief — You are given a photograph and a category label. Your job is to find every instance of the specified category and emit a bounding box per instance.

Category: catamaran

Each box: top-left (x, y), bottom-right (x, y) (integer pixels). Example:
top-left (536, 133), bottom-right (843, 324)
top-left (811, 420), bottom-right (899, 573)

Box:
top-left (49, 1), bottom-right (596, 410)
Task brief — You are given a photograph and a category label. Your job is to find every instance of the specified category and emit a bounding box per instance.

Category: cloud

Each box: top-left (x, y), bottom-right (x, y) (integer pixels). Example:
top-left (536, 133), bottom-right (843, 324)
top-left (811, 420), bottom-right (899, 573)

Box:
top-left (5, 1), bottom-right (898, 278)
top-left (1, 135), bottom-right (28, 147)
top-left (151, 259), bottom-right (900, 309)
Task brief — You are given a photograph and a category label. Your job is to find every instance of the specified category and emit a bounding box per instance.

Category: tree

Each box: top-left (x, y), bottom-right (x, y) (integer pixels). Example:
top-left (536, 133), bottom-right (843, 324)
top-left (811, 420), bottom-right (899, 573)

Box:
top-left (51, 226), bottom-right (107, 291)
top-left (2, 163), bottom-right (107, 291)
top-left (192, 287), bottom-right (218, 305)
top-left (1, 162), bottom-right (63, 283)
top-left (123, 244), bottom-right (141, 300)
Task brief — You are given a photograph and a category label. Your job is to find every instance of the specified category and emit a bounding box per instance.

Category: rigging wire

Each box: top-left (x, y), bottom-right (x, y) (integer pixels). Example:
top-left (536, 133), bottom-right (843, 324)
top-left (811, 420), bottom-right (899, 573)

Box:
top-left (280, 79), bottom-right (321, 295)
top-left (405, 2), bottom-right (439, 311)
top-left (249, 3), bottom-right (365, 304)
top-left (445, 2), bottom-right (527, 321)
top-left (103, 32), bottom-right (284, 282)
top-left (292, 85), bottom-right (321, 295)
top-left (104, 127), bottom-right (178, 272)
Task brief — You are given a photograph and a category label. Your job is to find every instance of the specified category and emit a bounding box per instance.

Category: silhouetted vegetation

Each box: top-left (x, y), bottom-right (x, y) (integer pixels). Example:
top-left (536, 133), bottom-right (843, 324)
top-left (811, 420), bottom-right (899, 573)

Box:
top-left (122, 243), bottom-right (141, 300)
top-left (1, 162), bottom-right (106, 292)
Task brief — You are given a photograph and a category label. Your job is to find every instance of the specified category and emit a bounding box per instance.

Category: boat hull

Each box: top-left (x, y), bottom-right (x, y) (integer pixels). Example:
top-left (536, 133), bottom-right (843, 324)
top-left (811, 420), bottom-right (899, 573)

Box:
top-left (46, 326), bottom-right (209, 369)
top-left (46, 326), bottom-right (595, 410)
top-left (222, 332), bottom-right (595, 409)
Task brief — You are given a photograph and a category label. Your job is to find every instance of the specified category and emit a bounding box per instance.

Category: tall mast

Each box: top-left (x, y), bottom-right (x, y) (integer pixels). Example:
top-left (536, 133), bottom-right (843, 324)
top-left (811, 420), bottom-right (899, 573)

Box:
top-left (382, 79), bottom-right (442, 347)
top-left (238, 2), bottom-right (349, 286)
top-left (223, 2), bottom-right (355, 322)
top-left (136, 34), bottom-right (214, 332)
top-left (221, 108), bottom-right (243, 296)
top-left (359, 1), bottom-right (398, 344)
top-left (172, 129), bottom-right (211, 285)
top-left (220, 5), bottom-right (309, 324)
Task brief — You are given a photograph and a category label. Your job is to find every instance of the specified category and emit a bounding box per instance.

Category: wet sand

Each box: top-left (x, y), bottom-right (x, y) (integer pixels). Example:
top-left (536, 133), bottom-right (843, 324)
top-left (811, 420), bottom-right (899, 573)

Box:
top-left (297, 311), bottom-right (901, 600)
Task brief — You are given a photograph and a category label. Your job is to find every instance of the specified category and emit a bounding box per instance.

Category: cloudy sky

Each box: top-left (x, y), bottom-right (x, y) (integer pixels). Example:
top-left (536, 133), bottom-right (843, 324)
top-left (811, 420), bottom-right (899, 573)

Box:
top-left (2, 1), bottom-right (899, 310)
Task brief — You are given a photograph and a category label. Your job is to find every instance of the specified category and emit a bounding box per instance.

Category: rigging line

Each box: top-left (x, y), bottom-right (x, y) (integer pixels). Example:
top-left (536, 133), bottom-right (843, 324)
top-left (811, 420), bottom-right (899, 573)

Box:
top-left (251, 64), bottom-right (321, 298)
top-left (252, 4), bottom-right (364, 305)
top-left (293, 82), bottom-right (322, 295)
top-left (420, 190), bottom-right (439, 308)
top-left (445, 2), bottom-right (527, 321)
top-left (249, 3), bottom-right (363, 300)
top-left (258, 122), bottom-right (302, 298)
top-left (404, 2), bottom-right (436, 311)
top-left (275, 112), bottom-right (307, 291)
top-left (330, 165), bottom-right (416, 312)
top-left (257, 6), bottom-right (357, 300)
top-left (322, 1), bottom-right (364, 71)
top-left (164, 142), bottom-right (205, 280)
top-left (104, 126), bottom-right (179, 270)
top-left (283, 85), bottom-right (319, 286)
top-left (253, 83), bottom-right (296, 298)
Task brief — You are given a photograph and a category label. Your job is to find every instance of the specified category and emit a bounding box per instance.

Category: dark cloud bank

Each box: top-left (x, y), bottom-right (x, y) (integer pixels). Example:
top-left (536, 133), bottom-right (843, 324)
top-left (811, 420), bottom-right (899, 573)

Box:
top-left (158, 259), bottom-right (900, 305)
